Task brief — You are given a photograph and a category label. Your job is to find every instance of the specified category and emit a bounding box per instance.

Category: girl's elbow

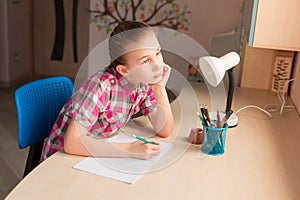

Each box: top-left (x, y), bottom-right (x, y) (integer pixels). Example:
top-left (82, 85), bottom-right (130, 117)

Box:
top-left (157, 126), bottom-right (173, 138)
top-left (64, 145), bottom-right (72, 155)
top-left (64, 137), bottom-right (74, 155)
top-left (63, 119), bottom-right (83, 155)
top-left (158, 132), bottom-right (170, 138)
top-left (64, 128), bottom-right (80, 155)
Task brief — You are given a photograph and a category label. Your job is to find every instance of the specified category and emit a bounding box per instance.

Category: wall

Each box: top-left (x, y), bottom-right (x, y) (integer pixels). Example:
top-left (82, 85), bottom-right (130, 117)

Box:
top-left (88, 0), bottom-right (243, 77)
top-left (291, 53), bottom-right (300, 114)
top-left (0, 0), bottom-right (32, 87)
top-left (89, 0), bottom-right (243, 52)
top-left (184, 0), bottom-right (243, 53)
top-left (7, 0), bottom-right (32, 84)
top-left (1, 0), bottom-right (243, 86)
top-left (0, 0), bottom-right (10, 84)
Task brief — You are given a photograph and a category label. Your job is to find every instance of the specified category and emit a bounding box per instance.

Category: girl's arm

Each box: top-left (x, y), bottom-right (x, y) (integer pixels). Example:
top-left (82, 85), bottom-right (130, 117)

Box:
top-left (64, 119), bottom-right (160, 160)
top-left (148, 65), bottom-right (174, 138)
top-left (147, 84), bottom-right (174, 138)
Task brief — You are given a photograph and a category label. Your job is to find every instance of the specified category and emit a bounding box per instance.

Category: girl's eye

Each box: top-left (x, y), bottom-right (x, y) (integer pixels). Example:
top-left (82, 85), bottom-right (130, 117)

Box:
top-left (156, 50), bottom-right (161, 56)
top-left (142, 58), bottom-right (151, 64)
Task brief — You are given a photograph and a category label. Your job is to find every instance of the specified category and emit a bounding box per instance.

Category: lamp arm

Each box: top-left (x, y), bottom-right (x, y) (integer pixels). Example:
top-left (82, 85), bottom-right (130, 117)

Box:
top-left (226, 68), bottom-right (235, 113)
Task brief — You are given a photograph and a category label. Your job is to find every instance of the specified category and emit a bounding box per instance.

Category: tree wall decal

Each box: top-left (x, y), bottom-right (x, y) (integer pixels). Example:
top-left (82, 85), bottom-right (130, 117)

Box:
top-left (51, 0), bottom-right (79, 62)
top-left (51, 0), bottom-right (65, 61)
top-left (89, 0), bottom-right (191, 33)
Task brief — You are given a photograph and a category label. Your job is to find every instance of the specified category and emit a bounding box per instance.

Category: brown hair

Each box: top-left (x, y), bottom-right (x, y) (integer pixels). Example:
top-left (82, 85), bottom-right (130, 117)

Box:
top-left (108, 21), bottom-right (152, 68)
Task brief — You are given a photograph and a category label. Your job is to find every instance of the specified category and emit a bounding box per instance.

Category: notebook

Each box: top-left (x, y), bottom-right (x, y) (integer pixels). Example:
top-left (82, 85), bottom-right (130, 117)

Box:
top-left (73, 132), bottom-right (172, 184)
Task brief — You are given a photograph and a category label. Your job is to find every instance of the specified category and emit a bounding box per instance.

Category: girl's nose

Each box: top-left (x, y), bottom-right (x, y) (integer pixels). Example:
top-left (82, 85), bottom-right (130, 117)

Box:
top-left (151, 57), bottom-right (164, 71)
top-left (152, 64), bottom-right (160, 72)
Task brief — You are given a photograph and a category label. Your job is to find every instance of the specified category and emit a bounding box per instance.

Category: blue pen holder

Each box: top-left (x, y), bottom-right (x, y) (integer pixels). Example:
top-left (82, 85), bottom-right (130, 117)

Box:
top-left (201, 123), bottom-right (229, 156)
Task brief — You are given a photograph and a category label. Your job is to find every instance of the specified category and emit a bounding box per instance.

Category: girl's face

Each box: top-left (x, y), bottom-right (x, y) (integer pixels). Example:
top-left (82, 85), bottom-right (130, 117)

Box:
top-left (125, 47), bottom-right (163, 71)
top-left (117, 33), bottom-right (165, 84)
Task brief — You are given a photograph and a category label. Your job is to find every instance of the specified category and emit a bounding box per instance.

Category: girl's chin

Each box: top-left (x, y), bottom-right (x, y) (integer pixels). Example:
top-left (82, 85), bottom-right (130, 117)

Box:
top-left (146, 78), bottom-right (161, 84)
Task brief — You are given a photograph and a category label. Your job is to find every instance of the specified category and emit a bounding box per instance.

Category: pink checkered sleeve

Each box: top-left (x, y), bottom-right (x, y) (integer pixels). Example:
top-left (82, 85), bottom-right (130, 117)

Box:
top-left (140, 86), bottom-right (157, 115)
top-left (69, 75), bottom-right (109, 135)
top-left (40, 111), bottom-right (69, 162)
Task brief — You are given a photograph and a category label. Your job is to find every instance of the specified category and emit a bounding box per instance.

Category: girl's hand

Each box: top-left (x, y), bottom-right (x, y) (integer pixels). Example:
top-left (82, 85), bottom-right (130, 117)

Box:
top-left (126, 140), bottom-right (161, 160)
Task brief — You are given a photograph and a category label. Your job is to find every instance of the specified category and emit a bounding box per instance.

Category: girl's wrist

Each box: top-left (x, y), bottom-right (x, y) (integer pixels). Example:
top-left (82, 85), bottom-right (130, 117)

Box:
top-left (149, 84), bottom-right (165, 91)
top-left (113, 142), bottom-right (131, 158)
top-left (150, 84), bottom-right (168, 97)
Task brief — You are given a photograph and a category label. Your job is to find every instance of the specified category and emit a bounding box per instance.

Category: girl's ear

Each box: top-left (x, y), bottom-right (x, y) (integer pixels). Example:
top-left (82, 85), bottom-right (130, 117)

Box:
top-left (116, 65), bottom-right (129, 76)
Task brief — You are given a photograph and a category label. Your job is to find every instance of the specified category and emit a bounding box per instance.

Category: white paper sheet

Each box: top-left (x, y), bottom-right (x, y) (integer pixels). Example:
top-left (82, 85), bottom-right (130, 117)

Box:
top-left (73, 132), bottom-right (172, 184)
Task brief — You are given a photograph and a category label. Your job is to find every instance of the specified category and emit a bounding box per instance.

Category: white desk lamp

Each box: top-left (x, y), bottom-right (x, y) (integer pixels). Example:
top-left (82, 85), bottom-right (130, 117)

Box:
top-left (199, 52), bottom-right (240, 127)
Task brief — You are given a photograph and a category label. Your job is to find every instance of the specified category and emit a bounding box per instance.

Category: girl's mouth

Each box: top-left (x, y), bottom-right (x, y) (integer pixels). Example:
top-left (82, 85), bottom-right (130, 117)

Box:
top-left (153, 72), bottom-right (162, 79)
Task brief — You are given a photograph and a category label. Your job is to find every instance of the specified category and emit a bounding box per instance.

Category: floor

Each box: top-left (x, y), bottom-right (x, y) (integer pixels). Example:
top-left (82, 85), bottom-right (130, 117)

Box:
top-left (0, 87), bottom-right (28, 199)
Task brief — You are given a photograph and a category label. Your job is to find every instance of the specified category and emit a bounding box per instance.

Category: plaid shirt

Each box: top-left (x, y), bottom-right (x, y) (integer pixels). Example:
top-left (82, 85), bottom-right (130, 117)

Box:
top-left (40, 67), bottom-right (156, 162)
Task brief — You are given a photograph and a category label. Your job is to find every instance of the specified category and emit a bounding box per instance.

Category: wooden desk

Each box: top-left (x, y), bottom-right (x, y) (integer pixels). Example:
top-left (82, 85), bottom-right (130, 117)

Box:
top-left (6, 83), bottom-right (300, 200)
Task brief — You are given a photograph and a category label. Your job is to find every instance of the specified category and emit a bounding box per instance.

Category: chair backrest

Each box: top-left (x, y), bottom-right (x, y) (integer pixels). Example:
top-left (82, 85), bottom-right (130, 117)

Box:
top-left (15, 76), bottom-right (73, 176)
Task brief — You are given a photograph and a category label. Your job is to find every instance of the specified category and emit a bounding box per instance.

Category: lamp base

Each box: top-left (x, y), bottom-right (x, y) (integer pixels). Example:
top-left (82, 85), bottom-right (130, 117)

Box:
top-left (208, 110), bottom-right (238, 128)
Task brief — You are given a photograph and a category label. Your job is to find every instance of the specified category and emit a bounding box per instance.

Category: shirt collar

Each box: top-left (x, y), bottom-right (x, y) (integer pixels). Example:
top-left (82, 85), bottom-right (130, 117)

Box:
top-left (108, 67), bottom-right (144, 94)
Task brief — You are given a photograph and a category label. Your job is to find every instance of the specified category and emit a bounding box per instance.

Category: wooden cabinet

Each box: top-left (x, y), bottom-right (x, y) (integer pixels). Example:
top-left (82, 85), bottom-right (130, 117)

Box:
top-left (291, 54), bottom-right (300, 115)
top-left (33, 0), bottom-right (89, 78)
top-left (240, 37), bottom-right (275, 90)
top-left (245, 0), bottom-right (300, 51)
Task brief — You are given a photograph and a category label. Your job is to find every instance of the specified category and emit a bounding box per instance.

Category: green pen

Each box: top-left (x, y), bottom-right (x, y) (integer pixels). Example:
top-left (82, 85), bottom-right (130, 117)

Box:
top-left (132, 134), bottom-right (154, 144)
top-left (196, 112), bottom-right (205, 123)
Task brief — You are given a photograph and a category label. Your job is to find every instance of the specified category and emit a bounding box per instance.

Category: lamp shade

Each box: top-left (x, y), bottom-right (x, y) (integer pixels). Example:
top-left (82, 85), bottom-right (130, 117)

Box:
top-left (199, 52), bottom-right (240, 87)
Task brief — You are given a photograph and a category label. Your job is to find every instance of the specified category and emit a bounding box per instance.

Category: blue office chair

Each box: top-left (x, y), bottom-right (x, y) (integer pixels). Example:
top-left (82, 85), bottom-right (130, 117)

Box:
top-left (15, 76), bottom-right (73, 177)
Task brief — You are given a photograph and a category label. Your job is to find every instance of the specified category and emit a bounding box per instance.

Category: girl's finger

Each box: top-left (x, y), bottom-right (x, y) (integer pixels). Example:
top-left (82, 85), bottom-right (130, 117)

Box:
top-left (147, 139), bottom-right (160, 145)
top-left (164, 66), bottom-right (168, 72)
top-left (149, 143), bottom-right (160, 151)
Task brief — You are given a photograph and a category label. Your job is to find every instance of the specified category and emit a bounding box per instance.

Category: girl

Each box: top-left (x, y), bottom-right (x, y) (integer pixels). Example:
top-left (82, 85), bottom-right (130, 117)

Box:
top-left (41, 21), bottom-right (174, 161)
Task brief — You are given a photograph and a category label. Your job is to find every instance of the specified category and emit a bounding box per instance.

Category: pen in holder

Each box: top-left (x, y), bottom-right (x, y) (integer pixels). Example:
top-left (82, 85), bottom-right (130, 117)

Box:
top-left (201, 122), bottom-right (229, 156)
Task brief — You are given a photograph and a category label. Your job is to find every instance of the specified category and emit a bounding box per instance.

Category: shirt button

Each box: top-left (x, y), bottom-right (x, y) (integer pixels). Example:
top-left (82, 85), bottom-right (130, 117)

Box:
top-left (109, 78), bottom-right (116, 85)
